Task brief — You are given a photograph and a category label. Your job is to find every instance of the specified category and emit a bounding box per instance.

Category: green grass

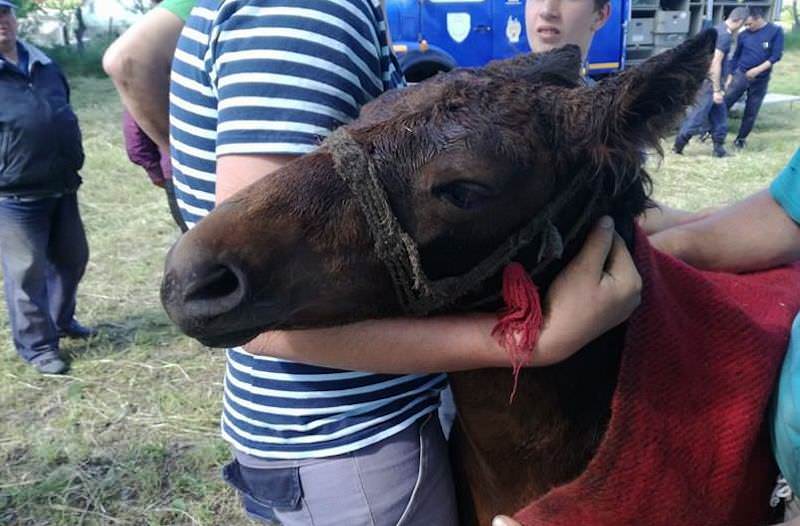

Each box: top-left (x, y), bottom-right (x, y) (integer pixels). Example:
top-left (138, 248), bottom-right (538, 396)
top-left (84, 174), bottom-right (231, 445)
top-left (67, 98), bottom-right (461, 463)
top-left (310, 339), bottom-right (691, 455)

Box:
top-left (0, 45), bottom-right (798, 526)
top-left (40, 40), bottom-right (111, 78)
top-left (0, 78), bottom-right (250, 525)
top-left (653, 45), bottom-right (800, 210)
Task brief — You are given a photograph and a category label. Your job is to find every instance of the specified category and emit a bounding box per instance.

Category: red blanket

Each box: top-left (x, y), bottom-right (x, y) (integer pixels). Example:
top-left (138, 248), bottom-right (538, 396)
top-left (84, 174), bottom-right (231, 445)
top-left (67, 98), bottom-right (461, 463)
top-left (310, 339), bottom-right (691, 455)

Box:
top-left (515, 229), bottom-right (800, 526)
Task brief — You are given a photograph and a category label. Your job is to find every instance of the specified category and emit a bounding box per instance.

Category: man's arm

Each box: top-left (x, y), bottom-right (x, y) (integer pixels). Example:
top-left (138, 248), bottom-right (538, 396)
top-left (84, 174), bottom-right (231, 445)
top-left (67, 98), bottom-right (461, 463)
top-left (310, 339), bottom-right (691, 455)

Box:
top-left (637, 201), bottom-right (713, 235)
top-left (746, 59), bottom-right (774, 79)
top-left (216, 154), bottom-right (296, 204)
top-left (770, 26), bottom-right (785, 65)
top-left (710, 49), bottom-right (725, 103)
top-left (649, 189), bottom-right (800, 273)
top-left (729, 35), bottom-right (743, 77)
top-left (103, 8), bottom-right (184, 150)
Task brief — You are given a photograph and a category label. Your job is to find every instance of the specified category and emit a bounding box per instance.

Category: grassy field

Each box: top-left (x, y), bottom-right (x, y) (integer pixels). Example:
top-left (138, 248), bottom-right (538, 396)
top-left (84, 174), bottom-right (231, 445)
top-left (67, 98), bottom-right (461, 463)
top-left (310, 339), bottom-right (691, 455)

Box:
top-left (0, 42), bottom-right (799, 526)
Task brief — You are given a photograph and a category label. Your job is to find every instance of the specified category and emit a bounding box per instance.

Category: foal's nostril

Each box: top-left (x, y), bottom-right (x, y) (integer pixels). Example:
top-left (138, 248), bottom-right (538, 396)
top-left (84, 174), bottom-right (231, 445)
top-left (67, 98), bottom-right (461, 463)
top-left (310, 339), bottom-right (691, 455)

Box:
top-left (184, 265), bottom-right (242, 303)
top-left (176, 262), bottom-right (248, 322)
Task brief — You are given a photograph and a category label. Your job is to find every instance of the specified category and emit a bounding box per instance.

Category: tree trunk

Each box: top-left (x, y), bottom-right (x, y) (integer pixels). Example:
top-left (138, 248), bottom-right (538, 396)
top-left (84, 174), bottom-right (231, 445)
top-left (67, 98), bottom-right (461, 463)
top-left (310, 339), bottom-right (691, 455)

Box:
top-left (61, 24), bottom-right (70, 47)
top-left (793, 0), bottom-right (799, 32)
top-left (74, 6), bottom-right (86, 54)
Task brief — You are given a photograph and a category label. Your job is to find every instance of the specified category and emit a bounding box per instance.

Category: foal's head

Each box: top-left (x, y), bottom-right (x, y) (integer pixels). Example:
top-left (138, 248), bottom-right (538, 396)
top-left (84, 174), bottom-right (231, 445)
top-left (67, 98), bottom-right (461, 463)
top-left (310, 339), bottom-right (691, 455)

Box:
top-left (161, 31), bottom-right (715, 347)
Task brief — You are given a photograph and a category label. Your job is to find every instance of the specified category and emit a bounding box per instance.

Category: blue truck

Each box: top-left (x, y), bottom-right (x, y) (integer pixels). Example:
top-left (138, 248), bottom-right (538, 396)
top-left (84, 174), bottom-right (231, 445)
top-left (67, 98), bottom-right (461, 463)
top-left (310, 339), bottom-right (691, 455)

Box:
top-left (386, 0), bottom-right (780, 81)
top-left (386, 0), bottom-right (629, 81)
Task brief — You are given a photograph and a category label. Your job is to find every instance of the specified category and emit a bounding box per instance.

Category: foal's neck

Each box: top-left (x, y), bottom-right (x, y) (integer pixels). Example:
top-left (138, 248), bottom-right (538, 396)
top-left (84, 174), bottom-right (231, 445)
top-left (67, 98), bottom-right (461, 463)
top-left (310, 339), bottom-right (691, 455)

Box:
top-left (448, 214), bottom-right (635, 525)
top-left (449, 326), bottom-right (625, 524)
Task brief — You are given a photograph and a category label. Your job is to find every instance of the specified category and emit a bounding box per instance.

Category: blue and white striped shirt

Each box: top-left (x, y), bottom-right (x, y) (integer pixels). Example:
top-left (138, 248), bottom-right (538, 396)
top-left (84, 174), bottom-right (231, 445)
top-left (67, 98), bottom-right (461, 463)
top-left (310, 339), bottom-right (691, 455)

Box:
top-left (170, 0), bottom-right (446, 459)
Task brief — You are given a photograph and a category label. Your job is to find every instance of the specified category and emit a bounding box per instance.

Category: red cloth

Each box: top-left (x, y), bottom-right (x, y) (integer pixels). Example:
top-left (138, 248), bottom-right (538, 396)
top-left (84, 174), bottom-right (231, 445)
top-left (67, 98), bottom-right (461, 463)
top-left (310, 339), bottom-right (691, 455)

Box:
top-left (515, 228), bottom-right (800, 526)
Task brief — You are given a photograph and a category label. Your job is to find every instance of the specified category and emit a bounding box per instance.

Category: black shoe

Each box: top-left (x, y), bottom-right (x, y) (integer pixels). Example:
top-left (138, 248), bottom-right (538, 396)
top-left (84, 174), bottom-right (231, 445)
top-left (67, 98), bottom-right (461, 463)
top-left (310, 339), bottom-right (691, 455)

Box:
top-left (713, 143), bottom-right (727, 158)
top-left (672, 135), bottom-right (689, 155)
top-left (58, 320), bottom-right (97, 339)
top-left (734, 138), bottom-right (746, 150)
top-left (32, 355), bottom-right (67, 374)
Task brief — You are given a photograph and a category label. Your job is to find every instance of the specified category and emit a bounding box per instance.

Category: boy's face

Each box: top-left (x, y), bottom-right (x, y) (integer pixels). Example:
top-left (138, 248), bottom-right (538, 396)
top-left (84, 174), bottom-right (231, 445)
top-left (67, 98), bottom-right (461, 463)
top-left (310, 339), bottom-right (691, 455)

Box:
top-left (0, 7), bottom-right (17, 50)
top-left (744, 15), bottom-right (765, 31)
top-left (525, 0), bottom-right (610, 57)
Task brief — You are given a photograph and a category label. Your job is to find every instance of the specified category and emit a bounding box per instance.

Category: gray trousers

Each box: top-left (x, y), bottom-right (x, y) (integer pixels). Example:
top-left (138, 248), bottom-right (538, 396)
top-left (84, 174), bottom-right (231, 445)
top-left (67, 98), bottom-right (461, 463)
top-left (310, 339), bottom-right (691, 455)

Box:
top-left (223, 415), bottom-right (458, 526)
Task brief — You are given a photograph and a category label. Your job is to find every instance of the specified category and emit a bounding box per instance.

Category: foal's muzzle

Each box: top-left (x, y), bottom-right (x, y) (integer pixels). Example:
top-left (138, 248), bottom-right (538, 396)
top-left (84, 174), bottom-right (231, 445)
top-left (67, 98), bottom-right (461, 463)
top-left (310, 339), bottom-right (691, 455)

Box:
top-left (161, 234), bottom-right (252, 346)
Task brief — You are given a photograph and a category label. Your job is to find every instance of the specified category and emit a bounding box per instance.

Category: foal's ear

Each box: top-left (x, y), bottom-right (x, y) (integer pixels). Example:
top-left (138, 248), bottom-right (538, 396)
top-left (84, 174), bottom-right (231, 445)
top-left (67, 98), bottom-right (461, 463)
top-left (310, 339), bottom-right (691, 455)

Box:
top-left (484, 45), bottom-right (582, 86)
top-left (593, 29), bottom-right (716, 148)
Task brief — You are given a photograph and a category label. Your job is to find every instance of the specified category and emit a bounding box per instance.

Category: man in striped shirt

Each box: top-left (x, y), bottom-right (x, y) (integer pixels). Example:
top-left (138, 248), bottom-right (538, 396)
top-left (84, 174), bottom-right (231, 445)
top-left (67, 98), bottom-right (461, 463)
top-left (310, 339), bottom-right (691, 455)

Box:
top-left (170, 0), bottom-right (640, 523)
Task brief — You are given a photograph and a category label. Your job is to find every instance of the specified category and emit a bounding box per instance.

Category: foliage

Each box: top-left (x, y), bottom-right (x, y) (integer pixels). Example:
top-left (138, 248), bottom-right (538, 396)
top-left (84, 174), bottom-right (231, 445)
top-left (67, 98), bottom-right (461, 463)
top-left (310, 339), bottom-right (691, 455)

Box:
top-left (42, 39), bottom-right (111, 77)
top-left (13, 0), bottom-right (41, 17)
top-left (786, 27), bottom-right (800, 50)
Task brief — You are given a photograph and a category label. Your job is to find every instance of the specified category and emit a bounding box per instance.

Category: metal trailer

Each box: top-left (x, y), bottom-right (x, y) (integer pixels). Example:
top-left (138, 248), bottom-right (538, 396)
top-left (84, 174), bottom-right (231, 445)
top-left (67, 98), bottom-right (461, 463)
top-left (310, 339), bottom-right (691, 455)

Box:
top-left (626, 0), bottom-right (779, 65)
top-left (386, 0), bottom-right (780, 79)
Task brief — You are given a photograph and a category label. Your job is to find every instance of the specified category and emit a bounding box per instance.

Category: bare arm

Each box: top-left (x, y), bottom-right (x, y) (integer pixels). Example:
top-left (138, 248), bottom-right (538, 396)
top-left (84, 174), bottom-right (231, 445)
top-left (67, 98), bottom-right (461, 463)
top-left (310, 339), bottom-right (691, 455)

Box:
top-left (216, 154), bottom-right (297, 203)
top-left (245, 219), bottom-right (640, 373)
top-left (649, 189), bottom-right (800, 273)
top-left (637, 201), bottom-right (713, 235)
top-left (103, 8), bottom-right (184, 150)
top-left (710, 49), bottom-right (725, 92)
top-left (218, 154), bottom-right (641, 373)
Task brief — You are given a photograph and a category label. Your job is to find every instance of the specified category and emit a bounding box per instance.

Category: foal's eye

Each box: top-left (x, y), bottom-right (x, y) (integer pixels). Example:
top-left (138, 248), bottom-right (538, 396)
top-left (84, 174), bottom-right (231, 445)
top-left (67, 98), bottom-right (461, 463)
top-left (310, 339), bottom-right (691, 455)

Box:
top-left (433, 181), bottom-right (495, 210)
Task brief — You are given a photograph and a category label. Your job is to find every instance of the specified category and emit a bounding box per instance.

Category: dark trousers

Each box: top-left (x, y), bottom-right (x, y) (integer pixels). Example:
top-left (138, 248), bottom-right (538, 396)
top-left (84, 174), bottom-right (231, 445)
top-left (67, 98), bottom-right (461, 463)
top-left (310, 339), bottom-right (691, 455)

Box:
top-left (724, 70), bottom-right (770, 141)
top-left (0, 193), bottom-right (89, 363)
top-left (678, 81), bottom-right (728, 143)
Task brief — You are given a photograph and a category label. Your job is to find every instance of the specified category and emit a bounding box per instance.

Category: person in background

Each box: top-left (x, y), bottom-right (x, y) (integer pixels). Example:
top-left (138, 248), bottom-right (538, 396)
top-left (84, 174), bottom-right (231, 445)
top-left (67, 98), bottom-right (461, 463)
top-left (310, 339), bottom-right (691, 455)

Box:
top-left (525, 0), bottom-right (611, 65)
top-left (0, 0), bottom-right (95, 375)
top-left (723, 6), bottom-right (784, 150)
top-left (103, 0), bottom-right (195, 232)
top-left (673, 7), bottom-right (748, 158)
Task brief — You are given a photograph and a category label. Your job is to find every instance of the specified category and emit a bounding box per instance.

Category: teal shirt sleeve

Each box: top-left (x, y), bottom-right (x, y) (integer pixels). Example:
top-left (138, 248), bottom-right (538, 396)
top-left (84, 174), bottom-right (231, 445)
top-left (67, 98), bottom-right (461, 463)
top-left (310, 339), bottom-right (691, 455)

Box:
top-left (773, 314), bottom-right (800, 493)
top-left (771, 148), bottom-right (800, 493)
top-left (770, 148), bottom-right (800, 224)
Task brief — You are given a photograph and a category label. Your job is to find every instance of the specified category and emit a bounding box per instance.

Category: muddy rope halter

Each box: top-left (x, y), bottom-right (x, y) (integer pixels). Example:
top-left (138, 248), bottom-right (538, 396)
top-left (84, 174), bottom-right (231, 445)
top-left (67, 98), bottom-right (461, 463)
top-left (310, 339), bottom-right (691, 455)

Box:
top-left (324, 127), bottom-right (600, 316)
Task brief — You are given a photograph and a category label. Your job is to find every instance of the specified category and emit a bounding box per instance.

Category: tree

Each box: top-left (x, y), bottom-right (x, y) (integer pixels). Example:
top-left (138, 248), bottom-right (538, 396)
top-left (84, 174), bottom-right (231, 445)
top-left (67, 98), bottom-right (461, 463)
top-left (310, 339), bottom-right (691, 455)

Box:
top-left (14, 0), bottom-right (41, 18)
top-left (36, 0), bottom-right (84, 48)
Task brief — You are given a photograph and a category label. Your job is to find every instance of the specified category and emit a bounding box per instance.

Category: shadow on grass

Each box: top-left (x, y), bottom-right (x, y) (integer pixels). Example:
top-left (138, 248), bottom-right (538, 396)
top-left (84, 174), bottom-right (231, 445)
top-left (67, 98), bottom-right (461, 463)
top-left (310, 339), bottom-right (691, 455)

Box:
top-left (60, 307), bottom-right (192, 363)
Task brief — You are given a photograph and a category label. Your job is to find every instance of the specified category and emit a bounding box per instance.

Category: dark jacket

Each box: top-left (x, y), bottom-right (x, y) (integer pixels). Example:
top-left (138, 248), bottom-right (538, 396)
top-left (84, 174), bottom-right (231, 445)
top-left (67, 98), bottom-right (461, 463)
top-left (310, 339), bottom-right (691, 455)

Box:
top-left (0, 40), bottom-right (84, 197)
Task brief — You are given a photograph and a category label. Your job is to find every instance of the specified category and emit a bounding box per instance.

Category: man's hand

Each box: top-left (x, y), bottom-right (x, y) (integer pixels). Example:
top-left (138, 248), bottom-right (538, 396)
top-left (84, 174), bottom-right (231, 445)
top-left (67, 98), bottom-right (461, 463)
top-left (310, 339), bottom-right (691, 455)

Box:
top-left (745, 67), bottom-right (759, 80)
top-left (533, 216), bottom-right (642, 366)
top-left (712, 90), bottom-right (724, 104)
top-left (724, 74), bottom-right (733, 90)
